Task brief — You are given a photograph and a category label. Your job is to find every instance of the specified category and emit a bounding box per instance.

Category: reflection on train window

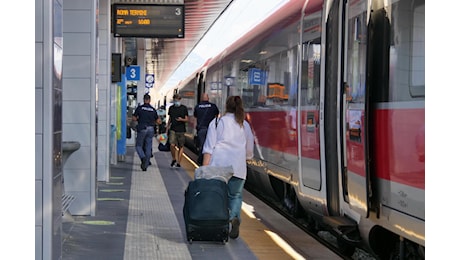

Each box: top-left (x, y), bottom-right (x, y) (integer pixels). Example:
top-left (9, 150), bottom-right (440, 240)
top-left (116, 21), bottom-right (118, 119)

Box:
top-left (346, 4), bottom-right (367, 104)
top-left (235, 45), bottom-right (300, 108)
top-left (207, 66), bottom-right (225, 110)
top-left (390, 0), bottom-right (425, 100)
top-left (301, 41), bottom-right (321, 106)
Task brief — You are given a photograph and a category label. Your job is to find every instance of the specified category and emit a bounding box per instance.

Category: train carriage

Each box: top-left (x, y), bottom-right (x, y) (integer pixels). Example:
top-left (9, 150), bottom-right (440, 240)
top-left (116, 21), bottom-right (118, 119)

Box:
top-left (162, 0), bottom-right (425, 258)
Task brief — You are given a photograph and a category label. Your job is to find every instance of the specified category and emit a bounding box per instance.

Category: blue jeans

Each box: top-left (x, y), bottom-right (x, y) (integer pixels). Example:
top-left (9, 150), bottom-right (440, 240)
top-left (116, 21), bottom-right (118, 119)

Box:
top-left (196, 128), bottom-right (207, 164)
top-left (228, 176), bottom-right (245, 222)
top-left (135, 126), bottom-right (155, 160)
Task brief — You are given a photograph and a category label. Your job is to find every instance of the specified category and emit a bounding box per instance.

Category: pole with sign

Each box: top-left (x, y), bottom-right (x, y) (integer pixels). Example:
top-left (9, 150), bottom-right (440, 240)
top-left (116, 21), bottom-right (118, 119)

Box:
top-left (145, 73), bottom-right (154, 88)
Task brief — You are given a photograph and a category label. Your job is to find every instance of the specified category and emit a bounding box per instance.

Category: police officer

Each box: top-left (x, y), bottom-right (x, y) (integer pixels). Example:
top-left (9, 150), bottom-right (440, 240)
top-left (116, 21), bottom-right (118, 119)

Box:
top-left (132, 94), bottom-right (161, 171)
top-left (193, 93), bottom-right (219, 165)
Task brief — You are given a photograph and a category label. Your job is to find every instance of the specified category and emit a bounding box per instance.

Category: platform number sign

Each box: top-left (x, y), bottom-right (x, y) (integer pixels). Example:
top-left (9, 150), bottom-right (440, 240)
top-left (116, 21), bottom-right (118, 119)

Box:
top-left (126, 66), bottom-right (140, 81)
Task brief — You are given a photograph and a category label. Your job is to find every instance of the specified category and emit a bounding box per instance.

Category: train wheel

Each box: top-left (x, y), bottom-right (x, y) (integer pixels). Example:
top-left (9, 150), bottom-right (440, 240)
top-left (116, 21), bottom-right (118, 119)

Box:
top-left (301, 215), bottom-right (319, 234)
top-left (292, 197), bottom-right (306, 218)
top-left (388, 239), bottom-right (425, 260)
top-left (337, 237), bottom-right (355, 257)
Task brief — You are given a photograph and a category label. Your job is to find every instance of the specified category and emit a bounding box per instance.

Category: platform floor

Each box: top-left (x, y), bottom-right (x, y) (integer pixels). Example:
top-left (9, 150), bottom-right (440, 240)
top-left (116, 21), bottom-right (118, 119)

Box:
top-left (62, 140), bottom-right (340, 260)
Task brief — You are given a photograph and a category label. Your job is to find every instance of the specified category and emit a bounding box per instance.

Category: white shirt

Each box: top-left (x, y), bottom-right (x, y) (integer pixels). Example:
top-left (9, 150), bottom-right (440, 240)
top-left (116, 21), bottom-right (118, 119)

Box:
top-left (202, 113), bottom-right (254, 180)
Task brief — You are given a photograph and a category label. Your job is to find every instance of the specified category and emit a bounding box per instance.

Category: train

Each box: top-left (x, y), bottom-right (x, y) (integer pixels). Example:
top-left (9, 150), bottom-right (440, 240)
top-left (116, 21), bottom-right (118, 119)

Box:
top-left (154, 0), bottom-right (425, 258)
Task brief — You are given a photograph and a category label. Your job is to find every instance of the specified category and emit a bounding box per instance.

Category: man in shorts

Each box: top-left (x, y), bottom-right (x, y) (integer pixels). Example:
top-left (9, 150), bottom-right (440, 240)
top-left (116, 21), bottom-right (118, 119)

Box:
top-left (167, 93), bottom-right (188, 167)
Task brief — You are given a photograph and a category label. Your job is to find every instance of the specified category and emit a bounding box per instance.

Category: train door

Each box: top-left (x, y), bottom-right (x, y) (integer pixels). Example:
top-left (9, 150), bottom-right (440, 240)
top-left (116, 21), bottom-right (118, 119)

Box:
top-left (299, 10), bottom-right (323, 191)
top-left (341, 0), bottom-right (371, 216)
top-left (323, 0), bottom-right (371, 217)
top-left (323, 0), bottom-right (346, 216)
top-left (196, 71), bottom-right (204, 105)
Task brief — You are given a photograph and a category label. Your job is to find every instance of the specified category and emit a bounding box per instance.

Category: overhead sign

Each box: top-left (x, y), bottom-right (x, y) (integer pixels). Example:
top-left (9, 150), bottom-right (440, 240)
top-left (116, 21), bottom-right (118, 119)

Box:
top-left (112, 4), bottom-right (185, 38)
top-left (126, 66), bottom-right (140, 81)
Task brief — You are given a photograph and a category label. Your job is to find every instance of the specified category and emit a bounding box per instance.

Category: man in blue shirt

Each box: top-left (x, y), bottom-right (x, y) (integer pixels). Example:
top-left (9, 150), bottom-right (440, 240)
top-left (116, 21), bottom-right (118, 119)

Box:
top-left (193, 93), bottom-right (219, 165)
top-left (132, 94), bottom-right (161, 171)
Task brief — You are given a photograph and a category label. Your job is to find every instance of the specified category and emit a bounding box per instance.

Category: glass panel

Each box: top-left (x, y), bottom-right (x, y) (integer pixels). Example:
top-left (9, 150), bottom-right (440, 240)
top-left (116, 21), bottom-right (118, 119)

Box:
top-left (389, 0), bottom-right (425, 100)
top-left (346, 1), bottom-right (367, 104)
top-left (301, 42), bottom-right (321, 106)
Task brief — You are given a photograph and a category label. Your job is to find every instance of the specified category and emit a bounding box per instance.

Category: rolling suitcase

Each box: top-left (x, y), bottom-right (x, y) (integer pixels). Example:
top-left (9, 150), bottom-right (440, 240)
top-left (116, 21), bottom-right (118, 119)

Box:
top-left (183, 178), bottom-right (229, 244)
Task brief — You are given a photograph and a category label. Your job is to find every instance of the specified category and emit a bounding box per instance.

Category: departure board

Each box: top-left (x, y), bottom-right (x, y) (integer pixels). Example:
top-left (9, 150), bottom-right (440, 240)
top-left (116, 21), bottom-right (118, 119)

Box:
top-left (112, 4), bottom-right (185, 38)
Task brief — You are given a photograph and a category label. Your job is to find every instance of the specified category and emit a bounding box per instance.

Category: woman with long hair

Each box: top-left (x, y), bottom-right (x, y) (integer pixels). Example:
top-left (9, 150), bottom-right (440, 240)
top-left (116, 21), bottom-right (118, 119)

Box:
top-left (202, 95), bottom-right (254, 239)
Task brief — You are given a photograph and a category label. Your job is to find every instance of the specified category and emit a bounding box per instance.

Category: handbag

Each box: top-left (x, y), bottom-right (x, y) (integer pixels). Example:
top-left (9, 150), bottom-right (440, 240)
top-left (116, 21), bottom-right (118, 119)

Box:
top-left (156, 133), bottom-right (168, 145)
top-left (158, 141), bottom-right (170, 152)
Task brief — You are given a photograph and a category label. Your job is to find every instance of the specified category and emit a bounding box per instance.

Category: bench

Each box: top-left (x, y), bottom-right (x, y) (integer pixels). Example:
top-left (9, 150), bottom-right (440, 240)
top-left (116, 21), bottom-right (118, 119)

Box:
top-left (62, 193), bottom-right (75, 215)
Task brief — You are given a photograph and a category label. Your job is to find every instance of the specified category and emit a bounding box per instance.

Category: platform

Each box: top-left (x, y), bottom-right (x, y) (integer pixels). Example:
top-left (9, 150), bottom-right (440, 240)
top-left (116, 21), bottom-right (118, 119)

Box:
top-left (62, 139), bottom-right (341, 260)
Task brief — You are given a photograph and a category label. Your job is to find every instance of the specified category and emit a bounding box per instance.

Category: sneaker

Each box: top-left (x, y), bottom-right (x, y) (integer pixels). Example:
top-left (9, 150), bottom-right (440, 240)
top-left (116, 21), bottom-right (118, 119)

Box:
top-left (229, 218), bottom-right (240, 239)
top-left (170, 160), bottom-right (176, 167)
top-left (176, 163), bottom-right (181, 168)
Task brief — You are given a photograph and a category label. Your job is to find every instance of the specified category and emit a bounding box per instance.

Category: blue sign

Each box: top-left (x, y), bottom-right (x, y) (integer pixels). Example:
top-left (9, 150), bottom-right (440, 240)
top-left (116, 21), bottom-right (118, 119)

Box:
top-left (145, 74), bottom-right (154, 88)
top-left (249, 68), bottom-right (265, 85)
top-left (225, 76), bottom-right (234, 86)
top-left (126, 66), bottom-right (140, 81)
top-left (210, 82), bottom-right (222, 90)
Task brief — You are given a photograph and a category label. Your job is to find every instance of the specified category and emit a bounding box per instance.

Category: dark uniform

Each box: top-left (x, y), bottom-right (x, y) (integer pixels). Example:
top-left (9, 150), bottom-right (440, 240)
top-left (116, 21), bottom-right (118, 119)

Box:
top-left (133, 97), bottom-right (159, 171)
top-left (193, 100), bottom-right (219, 165)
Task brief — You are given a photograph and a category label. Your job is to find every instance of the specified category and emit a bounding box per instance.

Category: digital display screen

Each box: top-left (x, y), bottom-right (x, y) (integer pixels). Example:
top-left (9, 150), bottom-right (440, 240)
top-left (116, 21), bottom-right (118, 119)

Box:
top-left (112, 4), bottom-right (184, 38)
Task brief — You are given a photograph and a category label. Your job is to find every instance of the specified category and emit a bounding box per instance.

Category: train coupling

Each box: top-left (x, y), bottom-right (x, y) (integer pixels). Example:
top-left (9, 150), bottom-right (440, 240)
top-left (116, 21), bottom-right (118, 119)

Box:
top-left (322, 216), bottom-right (361, 245)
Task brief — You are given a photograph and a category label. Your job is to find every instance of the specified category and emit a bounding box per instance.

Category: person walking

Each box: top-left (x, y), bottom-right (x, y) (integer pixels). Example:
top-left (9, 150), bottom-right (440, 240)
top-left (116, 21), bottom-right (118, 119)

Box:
top-left (193, 93), bottom-right (219, 165)
top-left (202, 96), bottom-right (254, 239)
top-left (132, 94), bottom-right (162, 171)
top-left (167, 93), bottom-right (189, 167)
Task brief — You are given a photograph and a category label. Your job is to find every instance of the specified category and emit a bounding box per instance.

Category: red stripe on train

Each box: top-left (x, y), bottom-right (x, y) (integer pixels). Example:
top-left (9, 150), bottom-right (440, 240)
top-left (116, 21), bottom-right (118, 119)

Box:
top-left (373, 108), bottom-right (425, 190)
top-left (247, 108), bottom-right (425, 190)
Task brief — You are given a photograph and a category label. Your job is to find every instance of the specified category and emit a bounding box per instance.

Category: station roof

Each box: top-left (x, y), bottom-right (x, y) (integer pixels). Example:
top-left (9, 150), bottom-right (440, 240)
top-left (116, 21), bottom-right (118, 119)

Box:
top-left (113, 0), bottom-right (233, 90)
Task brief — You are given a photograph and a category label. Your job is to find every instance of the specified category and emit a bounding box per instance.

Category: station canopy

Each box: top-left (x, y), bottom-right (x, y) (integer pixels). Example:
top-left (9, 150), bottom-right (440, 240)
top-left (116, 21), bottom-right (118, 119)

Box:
top-left (113, 0), bottom-right (233, 89)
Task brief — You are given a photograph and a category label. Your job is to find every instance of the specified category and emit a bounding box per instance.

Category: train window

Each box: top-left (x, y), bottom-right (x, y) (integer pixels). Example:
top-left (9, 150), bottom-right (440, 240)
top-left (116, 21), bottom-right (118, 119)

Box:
top-left (346, 2), bottom-right (368, 104)
top-left (228, 18), bottom-right (302, 108)
top-left (301, 41), bottom-right (321, 106)
top-left (207, 67), bottom-right (225, 111)
top-left (389, 0), bottom-right (425, 101)
top-left (235, 47), bottom-right (299, 108)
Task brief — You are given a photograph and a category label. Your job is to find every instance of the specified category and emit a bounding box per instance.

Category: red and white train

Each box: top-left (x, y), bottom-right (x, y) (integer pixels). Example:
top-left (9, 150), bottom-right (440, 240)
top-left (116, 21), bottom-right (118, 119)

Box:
top-left (161, 0), bottom-right (425, 258)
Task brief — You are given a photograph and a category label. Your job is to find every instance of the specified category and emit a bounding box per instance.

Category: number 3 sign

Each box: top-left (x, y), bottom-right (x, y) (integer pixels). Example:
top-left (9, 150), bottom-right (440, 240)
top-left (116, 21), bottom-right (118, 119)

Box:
top-left (126, 66), bottom-right (140, 81)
